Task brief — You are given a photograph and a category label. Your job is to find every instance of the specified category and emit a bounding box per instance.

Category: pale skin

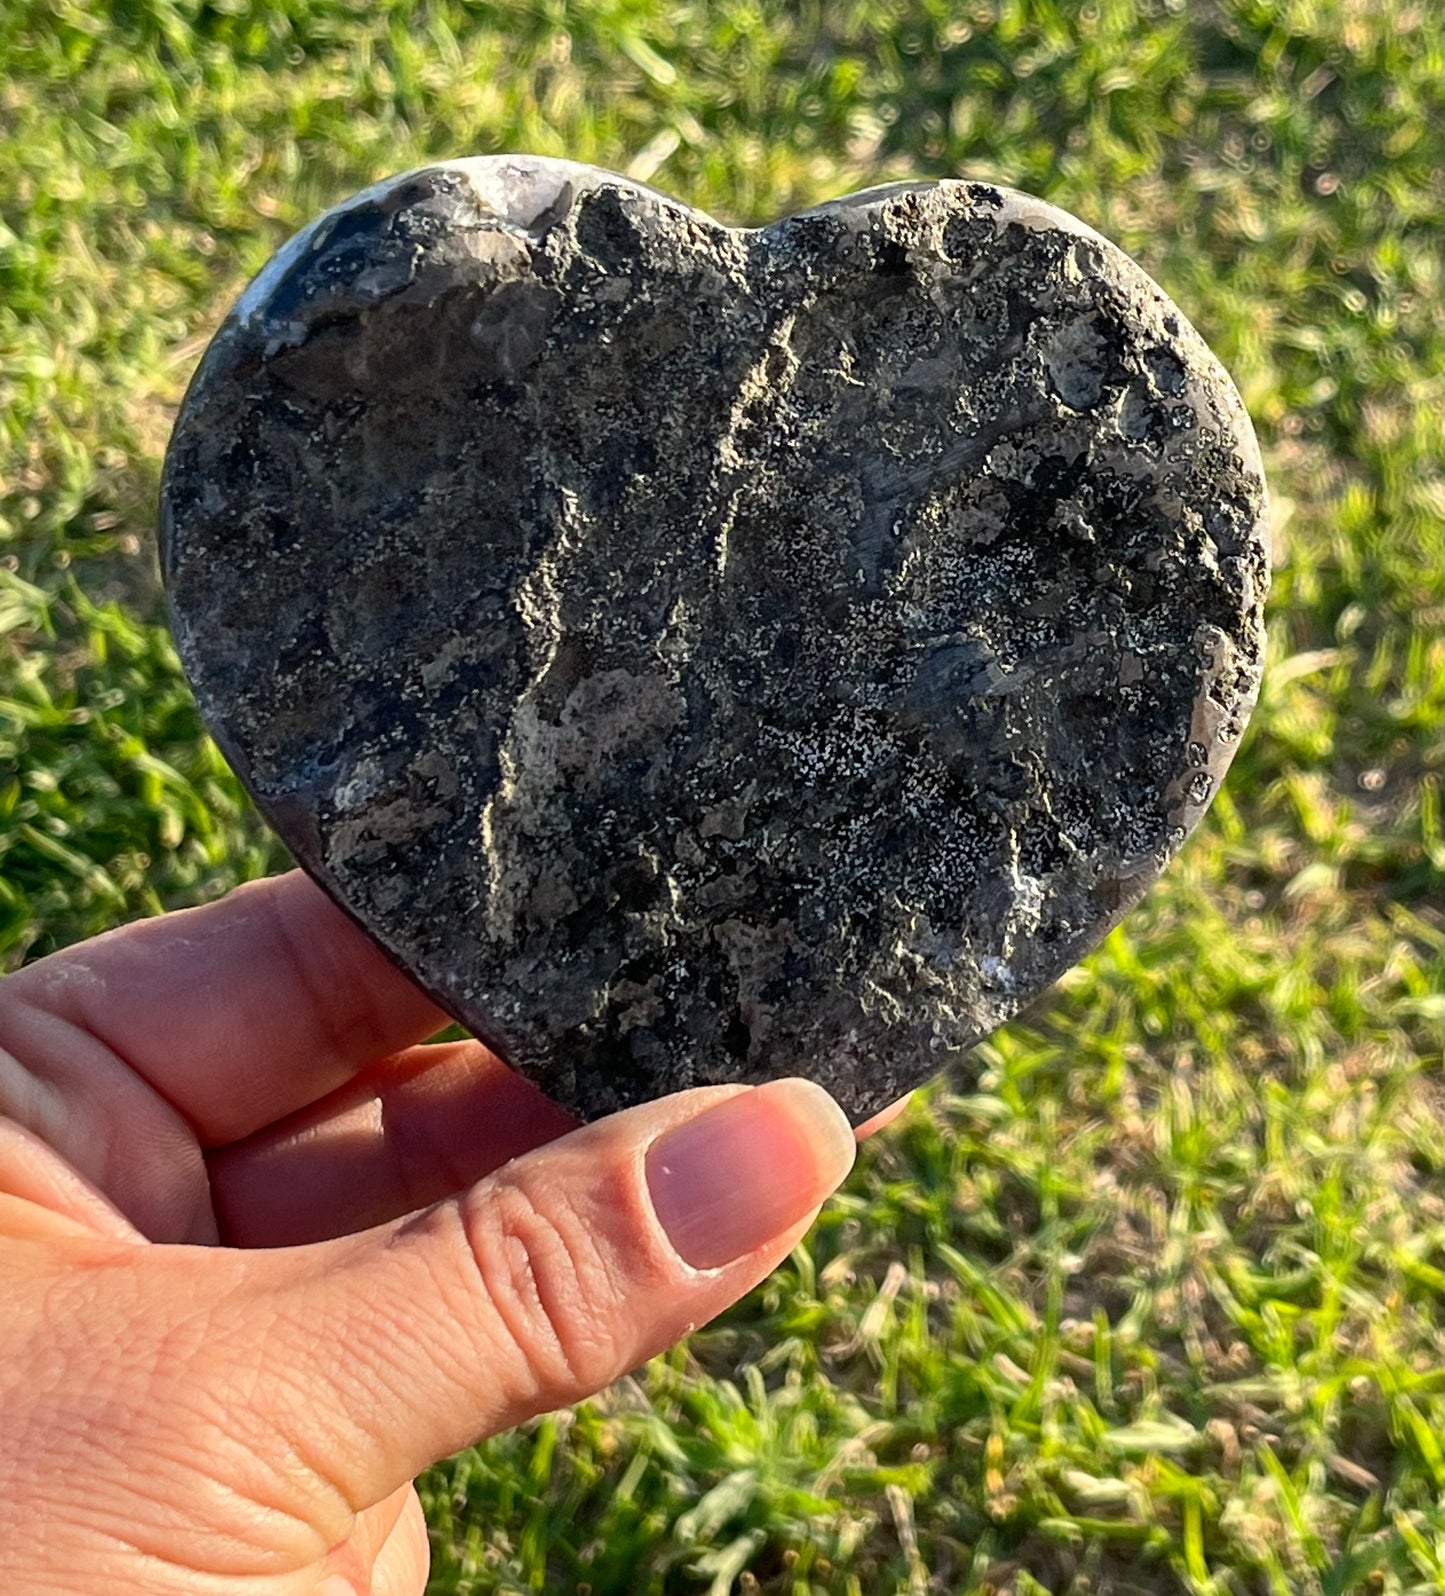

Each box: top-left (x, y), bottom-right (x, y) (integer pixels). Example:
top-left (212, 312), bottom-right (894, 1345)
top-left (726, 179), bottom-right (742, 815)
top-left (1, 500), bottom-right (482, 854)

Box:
top-left (0, 872), bottom-right (907, 1595)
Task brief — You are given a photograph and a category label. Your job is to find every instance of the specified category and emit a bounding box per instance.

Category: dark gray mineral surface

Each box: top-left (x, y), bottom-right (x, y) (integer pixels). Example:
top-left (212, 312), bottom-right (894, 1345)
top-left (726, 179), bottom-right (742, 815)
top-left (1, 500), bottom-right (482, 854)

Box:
top-left (161, 156), bottom-right (1269, 1123)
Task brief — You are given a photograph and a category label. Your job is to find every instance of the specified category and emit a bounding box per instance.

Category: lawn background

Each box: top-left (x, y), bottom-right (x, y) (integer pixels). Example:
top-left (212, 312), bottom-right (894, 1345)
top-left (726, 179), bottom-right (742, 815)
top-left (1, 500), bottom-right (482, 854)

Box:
top-left (1, 2), bottom-right (1441, 1592)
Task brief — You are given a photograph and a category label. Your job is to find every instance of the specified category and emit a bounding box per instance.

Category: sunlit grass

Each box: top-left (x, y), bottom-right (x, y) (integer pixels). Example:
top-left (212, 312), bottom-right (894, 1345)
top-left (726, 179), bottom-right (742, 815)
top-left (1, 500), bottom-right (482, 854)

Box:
top-left (2, 2), bottom-right (1440, 1591)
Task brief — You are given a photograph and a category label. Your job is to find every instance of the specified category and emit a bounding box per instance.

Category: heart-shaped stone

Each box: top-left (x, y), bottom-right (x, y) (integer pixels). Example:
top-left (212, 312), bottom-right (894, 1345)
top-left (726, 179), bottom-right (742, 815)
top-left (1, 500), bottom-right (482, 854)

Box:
top-left (161, 157), bottom-right (1268, 1124)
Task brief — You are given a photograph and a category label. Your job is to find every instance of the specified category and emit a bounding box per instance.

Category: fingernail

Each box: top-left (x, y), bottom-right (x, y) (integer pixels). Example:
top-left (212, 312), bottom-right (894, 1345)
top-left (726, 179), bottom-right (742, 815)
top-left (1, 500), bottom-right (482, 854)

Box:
top-left (646, 1080), bottom-right (856, 1269)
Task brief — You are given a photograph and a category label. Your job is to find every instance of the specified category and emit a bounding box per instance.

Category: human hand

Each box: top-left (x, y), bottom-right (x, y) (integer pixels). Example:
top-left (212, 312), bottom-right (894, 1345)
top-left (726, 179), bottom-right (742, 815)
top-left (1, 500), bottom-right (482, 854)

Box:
top-left (0, 872), bottom-right (899, 1595)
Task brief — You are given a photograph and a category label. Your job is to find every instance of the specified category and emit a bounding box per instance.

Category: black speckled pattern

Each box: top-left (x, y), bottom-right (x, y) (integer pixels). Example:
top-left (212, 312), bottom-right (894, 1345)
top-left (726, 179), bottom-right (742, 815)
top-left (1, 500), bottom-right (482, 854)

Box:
top-left (161, 157), bottom-right (1269, 1122)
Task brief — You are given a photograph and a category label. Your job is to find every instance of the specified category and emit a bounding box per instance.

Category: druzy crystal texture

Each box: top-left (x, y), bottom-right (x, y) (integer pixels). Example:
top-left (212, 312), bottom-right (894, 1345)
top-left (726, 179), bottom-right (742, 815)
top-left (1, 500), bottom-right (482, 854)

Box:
top-left (161, 157), bottom-right (1269, 1123)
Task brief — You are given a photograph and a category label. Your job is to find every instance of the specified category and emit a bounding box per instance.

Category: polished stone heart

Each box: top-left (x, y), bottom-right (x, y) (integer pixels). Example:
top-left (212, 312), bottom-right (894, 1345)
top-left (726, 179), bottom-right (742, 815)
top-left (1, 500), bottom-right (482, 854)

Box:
top-left (161, 157), bottom-right (1268, 1123)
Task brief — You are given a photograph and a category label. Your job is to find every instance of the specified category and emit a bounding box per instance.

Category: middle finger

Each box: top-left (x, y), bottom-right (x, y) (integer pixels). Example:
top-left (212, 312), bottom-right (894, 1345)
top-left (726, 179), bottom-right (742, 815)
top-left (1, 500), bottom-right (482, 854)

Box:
top-left (207, 1041), bottom-right (577, 1246)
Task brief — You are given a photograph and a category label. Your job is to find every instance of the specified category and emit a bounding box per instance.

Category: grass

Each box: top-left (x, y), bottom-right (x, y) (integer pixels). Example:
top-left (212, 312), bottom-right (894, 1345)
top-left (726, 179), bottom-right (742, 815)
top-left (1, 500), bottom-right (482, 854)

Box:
top-left (1, 1), bottom-right (1441, 1591)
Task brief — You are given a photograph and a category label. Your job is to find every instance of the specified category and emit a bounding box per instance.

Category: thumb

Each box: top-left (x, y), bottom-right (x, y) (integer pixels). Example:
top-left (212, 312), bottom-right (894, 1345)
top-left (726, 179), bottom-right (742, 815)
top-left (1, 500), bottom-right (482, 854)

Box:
top-left (244, 1078), bottom-right (856, 1510)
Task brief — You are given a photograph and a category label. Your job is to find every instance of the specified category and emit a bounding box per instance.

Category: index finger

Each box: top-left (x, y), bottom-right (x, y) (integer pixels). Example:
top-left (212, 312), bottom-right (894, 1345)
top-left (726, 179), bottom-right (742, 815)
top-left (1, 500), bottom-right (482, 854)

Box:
top-left (3, 871), bottom-right (449, 1145)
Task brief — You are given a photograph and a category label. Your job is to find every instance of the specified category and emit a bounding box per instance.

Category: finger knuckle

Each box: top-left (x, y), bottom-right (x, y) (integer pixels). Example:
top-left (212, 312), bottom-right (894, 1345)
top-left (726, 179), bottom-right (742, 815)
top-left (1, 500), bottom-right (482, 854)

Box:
top-left (460, 1176), bottom-right (627, 1398)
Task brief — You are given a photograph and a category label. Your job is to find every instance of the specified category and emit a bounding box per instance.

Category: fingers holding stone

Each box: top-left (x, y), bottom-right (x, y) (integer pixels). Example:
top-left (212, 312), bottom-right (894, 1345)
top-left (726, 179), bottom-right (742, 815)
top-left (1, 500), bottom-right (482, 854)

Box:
top-left (2, 1078), bottom-right (854, 1577)
top-left (208, 1040), bottom-right (578, 1247)
top-left (3, 871), bottom-right (448, 1150)
top-left (208, 1036), bottom-right (901, 1251)
top-left (240, 1080), bottom-right (856, 1507)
